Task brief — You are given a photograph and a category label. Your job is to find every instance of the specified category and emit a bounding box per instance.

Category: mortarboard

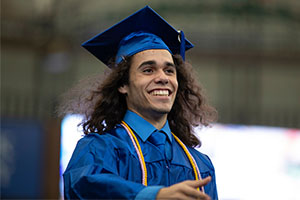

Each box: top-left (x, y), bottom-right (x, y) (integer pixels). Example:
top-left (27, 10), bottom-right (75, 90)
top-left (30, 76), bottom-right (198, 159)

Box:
top-left (82, 6), bottom-right (194, 67)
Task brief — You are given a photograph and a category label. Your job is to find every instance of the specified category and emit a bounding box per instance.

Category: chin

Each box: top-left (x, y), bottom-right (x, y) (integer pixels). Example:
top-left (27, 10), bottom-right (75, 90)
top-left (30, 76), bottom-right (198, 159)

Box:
top-left (152, 107), bottom-right (172, 114)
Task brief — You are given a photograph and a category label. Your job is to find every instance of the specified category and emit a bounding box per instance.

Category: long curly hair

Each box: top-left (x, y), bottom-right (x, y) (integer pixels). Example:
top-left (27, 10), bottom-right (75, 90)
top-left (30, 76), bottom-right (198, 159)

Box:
top-left (58, 54), bottom-right (217, 147)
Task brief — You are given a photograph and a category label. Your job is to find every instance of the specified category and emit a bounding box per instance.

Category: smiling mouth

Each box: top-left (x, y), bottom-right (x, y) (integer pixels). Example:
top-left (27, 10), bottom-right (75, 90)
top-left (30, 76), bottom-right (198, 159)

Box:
top-left (150, 89), bottom-right (170, 96)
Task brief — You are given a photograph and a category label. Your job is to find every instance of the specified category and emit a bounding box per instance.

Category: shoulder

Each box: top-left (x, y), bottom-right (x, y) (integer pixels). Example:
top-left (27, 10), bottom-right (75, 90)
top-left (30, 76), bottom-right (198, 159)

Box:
top-left (65, 125), bottom-right (135, 170)
top-left (71, 125), bottom-right (134, 160)
top-left (188, 147), bottom-right (215, 172)
top-left (77, 124), bottom-right (132, 151)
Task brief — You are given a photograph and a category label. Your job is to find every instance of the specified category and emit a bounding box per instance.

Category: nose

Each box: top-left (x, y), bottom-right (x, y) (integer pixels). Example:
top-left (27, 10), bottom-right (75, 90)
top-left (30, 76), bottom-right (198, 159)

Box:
top-left (154, 70), bottom-right (169, 85)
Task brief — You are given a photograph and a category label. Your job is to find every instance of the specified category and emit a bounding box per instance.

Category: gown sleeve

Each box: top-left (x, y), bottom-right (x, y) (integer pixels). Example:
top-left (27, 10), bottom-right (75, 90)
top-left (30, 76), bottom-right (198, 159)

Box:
top-left (63, 133), bottom-right (146, 199)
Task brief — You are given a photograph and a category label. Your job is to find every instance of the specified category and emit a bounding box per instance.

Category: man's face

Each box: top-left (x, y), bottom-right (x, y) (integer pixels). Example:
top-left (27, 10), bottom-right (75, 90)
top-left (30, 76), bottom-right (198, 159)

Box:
top-left (119, 49), bottom-right (178, 119)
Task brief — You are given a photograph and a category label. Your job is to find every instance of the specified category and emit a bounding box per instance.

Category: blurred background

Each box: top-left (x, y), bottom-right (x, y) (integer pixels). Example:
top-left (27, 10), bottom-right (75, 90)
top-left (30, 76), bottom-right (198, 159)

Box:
top-left (1, 0), bottom-right (300, 199)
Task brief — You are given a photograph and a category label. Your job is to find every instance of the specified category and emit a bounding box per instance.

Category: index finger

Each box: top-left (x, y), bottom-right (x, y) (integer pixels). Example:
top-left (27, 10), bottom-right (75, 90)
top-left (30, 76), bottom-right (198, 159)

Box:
top-left (185, 176), bottom-right (211, 188)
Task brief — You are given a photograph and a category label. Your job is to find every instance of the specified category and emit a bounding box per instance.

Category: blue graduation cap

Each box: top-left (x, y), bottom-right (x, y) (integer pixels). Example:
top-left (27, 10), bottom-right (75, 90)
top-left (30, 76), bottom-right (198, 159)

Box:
top-left (82, 6), bottom-right (194, 67)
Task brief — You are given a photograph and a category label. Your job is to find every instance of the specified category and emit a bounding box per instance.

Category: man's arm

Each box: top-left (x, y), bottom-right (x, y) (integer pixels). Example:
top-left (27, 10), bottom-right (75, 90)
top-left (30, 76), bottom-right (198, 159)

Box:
top-left (63, 135), bottom-right (146, 199)
top-left (64, 169), bottom-right (146, 199)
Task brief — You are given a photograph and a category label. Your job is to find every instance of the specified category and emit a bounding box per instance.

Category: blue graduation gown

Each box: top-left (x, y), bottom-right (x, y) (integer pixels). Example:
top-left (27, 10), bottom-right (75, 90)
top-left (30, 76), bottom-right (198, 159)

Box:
top-left (63, 124), bottom-right (218, 199)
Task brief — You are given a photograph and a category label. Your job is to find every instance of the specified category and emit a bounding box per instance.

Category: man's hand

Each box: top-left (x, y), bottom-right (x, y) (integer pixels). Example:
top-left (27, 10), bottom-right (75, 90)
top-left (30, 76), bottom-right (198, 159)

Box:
top-left (156, 176), bottom-right (211, 200)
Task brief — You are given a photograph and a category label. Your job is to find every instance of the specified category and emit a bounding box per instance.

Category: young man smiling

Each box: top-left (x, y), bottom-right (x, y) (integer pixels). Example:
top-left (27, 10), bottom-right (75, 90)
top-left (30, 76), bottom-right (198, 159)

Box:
top-left (118, 49), bottom-right (178, 129)
top-left (62, 6), bottom-right (218, 200)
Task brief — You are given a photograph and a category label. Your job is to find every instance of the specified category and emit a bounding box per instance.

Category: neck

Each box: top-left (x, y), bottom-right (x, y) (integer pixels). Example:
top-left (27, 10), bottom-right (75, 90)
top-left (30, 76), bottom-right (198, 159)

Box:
top-left (146, 114), bottom-right (167, 130)
top-left (129, 109), bottom-right (168, 130)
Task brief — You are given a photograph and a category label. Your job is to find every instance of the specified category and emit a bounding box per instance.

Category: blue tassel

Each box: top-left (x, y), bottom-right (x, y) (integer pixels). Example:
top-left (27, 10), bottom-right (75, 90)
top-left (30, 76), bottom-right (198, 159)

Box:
top-left (179, 30), bottom-right (185, 61)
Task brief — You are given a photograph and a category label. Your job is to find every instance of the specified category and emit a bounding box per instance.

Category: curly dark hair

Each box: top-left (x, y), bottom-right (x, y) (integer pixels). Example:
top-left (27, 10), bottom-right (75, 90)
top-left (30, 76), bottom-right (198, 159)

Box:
top-left (58, 54), bottom-right (217, 147)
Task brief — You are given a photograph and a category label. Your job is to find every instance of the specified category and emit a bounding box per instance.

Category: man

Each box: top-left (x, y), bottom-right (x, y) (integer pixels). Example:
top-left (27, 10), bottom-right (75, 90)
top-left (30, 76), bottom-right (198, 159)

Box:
top-left (63, 6), bottom-right (218, 199)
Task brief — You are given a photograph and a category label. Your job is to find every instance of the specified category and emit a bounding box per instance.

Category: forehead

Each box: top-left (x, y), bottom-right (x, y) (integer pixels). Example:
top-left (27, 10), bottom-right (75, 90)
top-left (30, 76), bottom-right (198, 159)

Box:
top-left (131, 49), bottom-right (173, 66)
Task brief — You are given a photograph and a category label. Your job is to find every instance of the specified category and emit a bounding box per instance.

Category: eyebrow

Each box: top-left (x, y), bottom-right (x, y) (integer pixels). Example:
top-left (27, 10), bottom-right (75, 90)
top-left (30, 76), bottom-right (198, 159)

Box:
top-left (138, 60), bottom-right (175, 69)
top-left (138, 60), bottom-right (155, 69)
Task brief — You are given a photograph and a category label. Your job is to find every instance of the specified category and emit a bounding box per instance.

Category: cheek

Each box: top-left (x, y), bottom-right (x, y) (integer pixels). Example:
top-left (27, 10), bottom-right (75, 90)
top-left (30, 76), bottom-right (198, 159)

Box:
top-left (129, 82), bottom-right (147, 98)
top-left (172, 79), bottom-right (179, 91)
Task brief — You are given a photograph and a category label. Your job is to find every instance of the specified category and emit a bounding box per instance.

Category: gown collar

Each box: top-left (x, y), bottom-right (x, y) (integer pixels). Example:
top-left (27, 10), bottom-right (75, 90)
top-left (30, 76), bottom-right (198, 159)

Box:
top-left (123, 110), bottom-right (172, 143)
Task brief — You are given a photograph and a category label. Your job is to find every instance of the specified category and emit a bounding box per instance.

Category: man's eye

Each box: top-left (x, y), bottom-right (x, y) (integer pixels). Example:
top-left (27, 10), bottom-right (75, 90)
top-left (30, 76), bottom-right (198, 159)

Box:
top-left (165, 69), bottom-right (175, 74)
top-left (143, 68), bottom-right (153, 73)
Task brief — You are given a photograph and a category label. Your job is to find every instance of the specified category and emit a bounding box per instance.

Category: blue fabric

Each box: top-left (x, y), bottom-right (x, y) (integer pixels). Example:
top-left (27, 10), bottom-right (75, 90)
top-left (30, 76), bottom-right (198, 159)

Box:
top-left (123, 110), bottom-right (172, 142)
top-left (135, 186), bottom-right (163, 200)
top-left (81, 6), bottom-right (194, 67)
top-left (148, 130), bottom-right (167, 158)
top-left (115, 32), bottom-right (172, 64)
top-left (124, 110), bottom-right (173, 160)
top-left (63, 113), bottom-right (218, 199)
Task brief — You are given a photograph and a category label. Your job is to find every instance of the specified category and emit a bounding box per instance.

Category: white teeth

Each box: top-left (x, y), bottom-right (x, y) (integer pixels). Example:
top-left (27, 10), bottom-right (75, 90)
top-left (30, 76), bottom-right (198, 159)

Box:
top-left (150, 90), bottom-right (169, 96)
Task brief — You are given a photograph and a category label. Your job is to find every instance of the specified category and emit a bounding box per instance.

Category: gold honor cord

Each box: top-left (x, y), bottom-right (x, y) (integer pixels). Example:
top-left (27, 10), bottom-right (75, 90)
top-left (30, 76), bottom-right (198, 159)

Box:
top-left (121, 121), bottom-right (205, 193)
top-left (171, 133), bottom-right (204, 192)
top-left (121, 121), bottom-right (148, 186)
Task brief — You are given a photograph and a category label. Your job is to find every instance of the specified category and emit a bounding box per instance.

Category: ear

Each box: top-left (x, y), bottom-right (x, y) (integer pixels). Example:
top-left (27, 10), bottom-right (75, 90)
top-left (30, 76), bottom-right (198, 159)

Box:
top-left (118, 85), bottom-right (128, 94)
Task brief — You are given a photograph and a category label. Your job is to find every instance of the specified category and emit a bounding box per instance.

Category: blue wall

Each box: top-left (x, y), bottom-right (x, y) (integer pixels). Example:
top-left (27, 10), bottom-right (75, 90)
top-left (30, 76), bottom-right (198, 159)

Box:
top-left (1, 119), bottom-right (44, 199)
